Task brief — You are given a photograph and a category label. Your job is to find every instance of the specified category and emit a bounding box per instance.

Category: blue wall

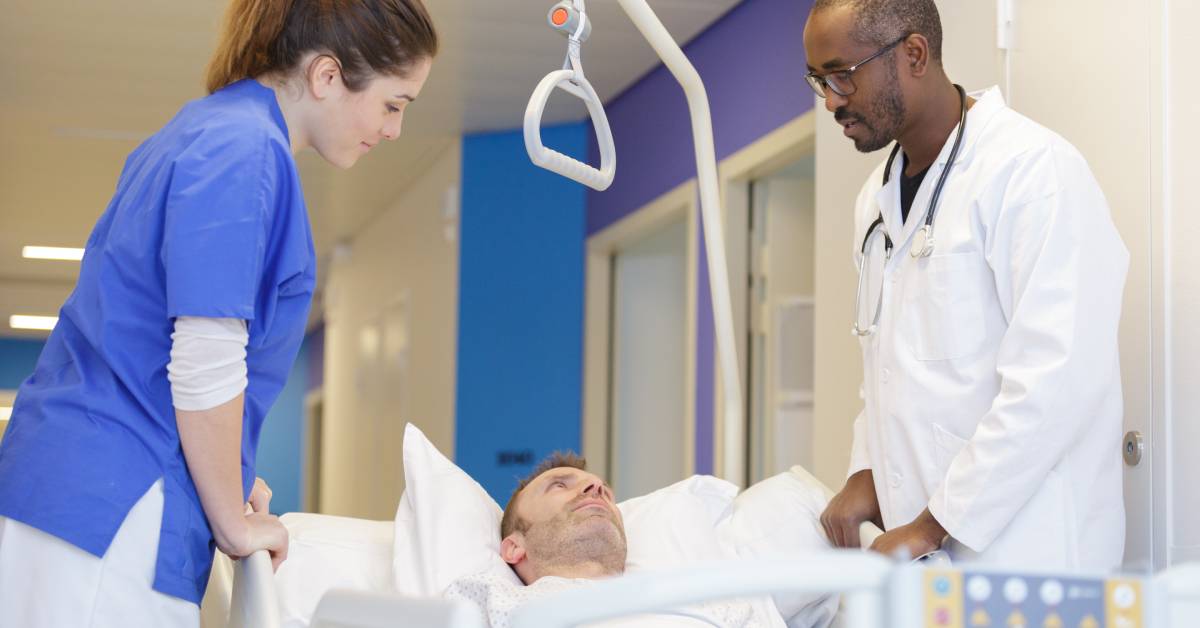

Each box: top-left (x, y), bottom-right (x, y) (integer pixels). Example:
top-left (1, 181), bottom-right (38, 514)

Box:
top-left (0, 338), bottom-right (45, 390)
top-left (456, 123), bottom-right (588, 504)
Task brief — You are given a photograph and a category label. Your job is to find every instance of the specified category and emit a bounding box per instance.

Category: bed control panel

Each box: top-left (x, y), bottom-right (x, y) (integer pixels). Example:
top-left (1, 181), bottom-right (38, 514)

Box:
top-left (922, 569), bottom-right (1144, 628)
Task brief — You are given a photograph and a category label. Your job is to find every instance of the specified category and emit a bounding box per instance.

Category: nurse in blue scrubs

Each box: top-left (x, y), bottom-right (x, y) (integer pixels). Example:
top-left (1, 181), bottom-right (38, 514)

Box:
top-left (0, 1), bottom-right (437, 625)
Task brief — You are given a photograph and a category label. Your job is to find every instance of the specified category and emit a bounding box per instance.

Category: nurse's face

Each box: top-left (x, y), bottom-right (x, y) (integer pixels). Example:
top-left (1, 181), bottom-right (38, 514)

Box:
top-left (308, 56), bottom-right (434, 169)
top-left (803, 7), bottom-right (906, 153)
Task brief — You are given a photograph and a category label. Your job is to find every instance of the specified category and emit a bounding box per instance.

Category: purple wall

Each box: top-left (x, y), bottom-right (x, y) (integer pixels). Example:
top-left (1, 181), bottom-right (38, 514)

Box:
top-left (587, 0), bottom-right (815, 234)
top-left (587, 0), bottom-right (816, 474)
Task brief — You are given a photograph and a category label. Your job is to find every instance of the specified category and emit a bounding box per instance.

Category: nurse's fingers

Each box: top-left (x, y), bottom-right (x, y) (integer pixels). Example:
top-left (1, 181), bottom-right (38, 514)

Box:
top-left (248, 477), bottom-right (273, 514)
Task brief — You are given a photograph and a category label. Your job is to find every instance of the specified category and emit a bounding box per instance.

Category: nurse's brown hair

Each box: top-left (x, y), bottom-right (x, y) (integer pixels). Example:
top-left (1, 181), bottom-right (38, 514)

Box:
top-left (205, 0), bottom-right (439, 94)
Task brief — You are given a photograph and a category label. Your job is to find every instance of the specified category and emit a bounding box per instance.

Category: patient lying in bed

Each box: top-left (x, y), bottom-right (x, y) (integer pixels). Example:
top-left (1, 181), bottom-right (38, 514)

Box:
top-left (443, 453), bottom-right (785, 627)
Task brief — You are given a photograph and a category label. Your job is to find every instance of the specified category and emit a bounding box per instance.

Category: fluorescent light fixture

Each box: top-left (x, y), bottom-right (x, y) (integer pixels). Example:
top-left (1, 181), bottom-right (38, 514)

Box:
top-left (10, 315), bottom-right (58, 331)
top-left (0, 407), bottom-right (10, 421)
top-left (23, 246), bottom-right (85, 261)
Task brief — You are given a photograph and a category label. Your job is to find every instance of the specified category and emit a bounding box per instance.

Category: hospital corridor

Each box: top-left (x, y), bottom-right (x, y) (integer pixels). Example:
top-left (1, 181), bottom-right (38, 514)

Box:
top-left (1, 0), bottom-right (1199, 626)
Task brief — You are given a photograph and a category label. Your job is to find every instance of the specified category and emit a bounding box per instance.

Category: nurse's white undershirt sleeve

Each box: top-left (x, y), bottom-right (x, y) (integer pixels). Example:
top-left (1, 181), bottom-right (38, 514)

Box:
top-left (168, 317), bottom-right (249, 412)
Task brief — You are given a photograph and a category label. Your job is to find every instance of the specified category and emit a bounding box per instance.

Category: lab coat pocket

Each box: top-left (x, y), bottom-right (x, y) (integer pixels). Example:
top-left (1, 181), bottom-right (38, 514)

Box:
top-left (903, 253), bottom-right (987, 361)
top-left (931, 422), bottom-right (968, 472)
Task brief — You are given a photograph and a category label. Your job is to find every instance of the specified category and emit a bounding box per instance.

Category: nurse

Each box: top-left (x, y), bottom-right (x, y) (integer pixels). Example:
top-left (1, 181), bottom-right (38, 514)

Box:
top-left (0, 0), bottom-right (437, 625)
top-left (804, 0), bottom-right (1128, 571)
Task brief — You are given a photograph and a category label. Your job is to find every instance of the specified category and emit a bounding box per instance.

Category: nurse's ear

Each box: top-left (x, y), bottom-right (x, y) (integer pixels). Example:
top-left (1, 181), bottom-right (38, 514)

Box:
top-left (303, 54), bottom-right (345, 101)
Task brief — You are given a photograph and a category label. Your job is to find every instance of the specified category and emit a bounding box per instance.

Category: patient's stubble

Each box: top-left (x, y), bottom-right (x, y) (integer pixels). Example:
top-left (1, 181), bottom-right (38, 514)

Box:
top-left (524, 502), bottom-right (627, 576)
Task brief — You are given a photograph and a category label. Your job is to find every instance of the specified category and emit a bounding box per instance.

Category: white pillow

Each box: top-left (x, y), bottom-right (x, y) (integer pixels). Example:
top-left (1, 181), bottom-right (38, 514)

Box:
top-left (392, 423), bottom-right (743, 593)
top-left (274, 512), bottom-right (395, 628)
top-left (619, 475), bottom-right (739, 572)
top-left (391, 424), bottom-right (521, 597)
top-left (716, 466), bottom-right (840, 628)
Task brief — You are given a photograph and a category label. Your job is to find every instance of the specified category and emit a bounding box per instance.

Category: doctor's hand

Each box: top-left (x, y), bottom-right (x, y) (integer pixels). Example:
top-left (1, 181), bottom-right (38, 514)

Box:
top-left (869, 509), bottom-right (947, 561)
top-left (247, 476), bottom-right (273, 514)
top-left (820, 470), bottom-right (884, 548)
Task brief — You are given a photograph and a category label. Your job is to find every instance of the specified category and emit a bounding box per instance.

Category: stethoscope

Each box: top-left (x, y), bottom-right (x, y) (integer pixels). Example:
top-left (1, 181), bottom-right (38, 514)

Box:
top-left (852, 84), bottom-right (968, 337)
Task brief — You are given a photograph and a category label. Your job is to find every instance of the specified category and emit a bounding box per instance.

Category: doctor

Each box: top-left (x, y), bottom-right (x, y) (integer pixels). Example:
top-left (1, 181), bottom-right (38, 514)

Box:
top-left (0, 0), bottom-right (437, 626)
top-left (805, 0), bottom-right (1128, 571)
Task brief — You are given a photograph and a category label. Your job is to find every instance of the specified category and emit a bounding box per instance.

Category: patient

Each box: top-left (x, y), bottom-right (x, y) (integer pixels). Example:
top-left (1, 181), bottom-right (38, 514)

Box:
top-left (443, 453), bottom-right (785, 627)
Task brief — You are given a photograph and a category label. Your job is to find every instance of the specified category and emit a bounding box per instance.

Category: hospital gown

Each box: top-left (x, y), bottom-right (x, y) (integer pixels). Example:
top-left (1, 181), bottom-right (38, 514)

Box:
top-left (444, 569), bottom-right (787, 628)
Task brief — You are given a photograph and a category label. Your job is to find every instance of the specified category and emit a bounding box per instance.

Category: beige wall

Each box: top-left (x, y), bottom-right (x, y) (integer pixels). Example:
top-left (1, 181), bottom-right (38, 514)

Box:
top-left (319, 139), bottom-right (461, 520)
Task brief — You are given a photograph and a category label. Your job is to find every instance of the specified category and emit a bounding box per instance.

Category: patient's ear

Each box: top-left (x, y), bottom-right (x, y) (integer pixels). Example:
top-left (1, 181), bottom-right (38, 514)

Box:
top-left (501, 534), bottom-right (527, 565)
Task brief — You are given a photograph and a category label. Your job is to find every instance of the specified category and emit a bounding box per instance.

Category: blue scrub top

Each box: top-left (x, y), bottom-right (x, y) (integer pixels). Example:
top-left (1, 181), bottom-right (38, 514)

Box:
top-left (0, 79), bottom-right (315, 604)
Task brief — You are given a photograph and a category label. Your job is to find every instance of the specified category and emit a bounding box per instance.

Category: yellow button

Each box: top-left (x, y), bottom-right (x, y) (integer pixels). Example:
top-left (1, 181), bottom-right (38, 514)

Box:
top-left (1079, 615), bottom-right (1099, 628)
top-left (971, 608), bottom-right (991, 626)
top-left (1043, 612), bottom-right (1062, 628)
top-left (1007, 611), bottom-right (1026, 627)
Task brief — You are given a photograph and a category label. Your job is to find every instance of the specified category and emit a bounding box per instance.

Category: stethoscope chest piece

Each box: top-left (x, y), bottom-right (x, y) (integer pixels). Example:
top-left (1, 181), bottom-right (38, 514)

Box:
top-left (909, 225), bottom-right (935, 258)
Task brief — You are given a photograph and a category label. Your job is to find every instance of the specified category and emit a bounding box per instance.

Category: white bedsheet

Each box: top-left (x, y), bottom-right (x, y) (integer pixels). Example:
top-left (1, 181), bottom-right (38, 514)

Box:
top-left (444, 568), bottom-right (786, 628)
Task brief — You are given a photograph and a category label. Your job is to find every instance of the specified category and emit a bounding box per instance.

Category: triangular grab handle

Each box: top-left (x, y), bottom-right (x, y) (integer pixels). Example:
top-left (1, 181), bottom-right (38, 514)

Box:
top-left (524, 69), bottom-right (616, 192)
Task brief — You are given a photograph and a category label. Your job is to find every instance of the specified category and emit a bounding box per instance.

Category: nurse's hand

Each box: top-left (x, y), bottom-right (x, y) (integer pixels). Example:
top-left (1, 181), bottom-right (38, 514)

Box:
top-left (248, 477), bottom-right (273, 514)
top-left (869, 509), bottom-right (947, 561)
top-left (820, 470), bottom-right (883, 548)
top-left (222, 513), bottom-right (290, 572)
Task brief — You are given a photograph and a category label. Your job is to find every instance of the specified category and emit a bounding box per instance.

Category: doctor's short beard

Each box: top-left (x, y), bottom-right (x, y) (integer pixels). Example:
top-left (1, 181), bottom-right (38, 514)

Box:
top-left (522, 503), bottom-right (628, 576)
top-left (836, 62), bottom-right (907, 153)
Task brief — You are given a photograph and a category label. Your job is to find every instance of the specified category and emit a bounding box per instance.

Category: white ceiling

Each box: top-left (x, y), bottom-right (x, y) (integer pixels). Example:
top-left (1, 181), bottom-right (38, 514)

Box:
top-left (0, 0), bottom-right (740, 339)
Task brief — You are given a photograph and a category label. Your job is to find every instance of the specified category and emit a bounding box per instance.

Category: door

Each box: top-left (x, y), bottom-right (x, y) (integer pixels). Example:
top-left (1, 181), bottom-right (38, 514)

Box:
top-left (746, 157), bottom-right (817, 484)
top-left (610, 218), bottom-right (689, 500)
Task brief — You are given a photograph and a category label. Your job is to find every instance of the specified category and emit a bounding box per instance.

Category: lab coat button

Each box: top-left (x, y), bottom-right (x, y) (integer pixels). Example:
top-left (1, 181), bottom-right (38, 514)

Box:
top-left (881, 368), bottom-right (890, 383)
top-left (888, 472), bottom-right (902, 488)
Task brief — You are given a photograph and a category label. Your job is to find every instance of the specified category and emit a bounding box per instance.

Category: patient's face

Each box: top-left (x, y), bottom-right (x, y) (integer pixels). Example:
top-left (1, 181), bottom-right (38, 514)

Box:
top-left (513, 467), bottom-right (627, 571)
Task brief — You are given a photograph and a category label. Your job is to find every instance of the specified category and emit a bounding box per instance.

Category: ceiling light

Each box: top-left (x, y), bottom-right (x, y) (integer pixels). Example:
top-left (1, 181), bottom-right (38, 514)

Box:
top-left (22, 246), bottom-right (84, 261)
top-left (10, 315), bottom-right (57, 331)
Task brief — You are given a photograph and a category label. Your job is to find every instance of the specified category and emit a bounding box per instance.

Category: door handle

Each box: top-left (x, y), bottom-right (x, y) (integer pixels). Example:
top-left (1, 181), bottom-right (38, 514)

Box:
top-left (1123, 431), bottom-right (1144, 467)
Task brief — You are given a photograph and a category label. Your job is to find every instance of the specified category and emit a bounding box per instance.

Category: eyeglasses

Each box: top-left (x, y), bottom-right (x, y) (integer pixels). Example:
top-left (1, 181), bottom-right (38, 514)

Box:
top-left (805, 35), bottom-right (909, 99)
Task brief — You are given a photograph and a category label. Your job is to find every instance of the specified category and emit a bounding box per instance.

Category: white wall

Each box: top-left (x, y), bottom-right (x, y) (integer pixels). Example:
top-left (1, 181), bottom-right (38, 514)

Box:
top-left (812, 0), bottom-right (1181, 570)
top-left (320, 140), bottom-right (461, 520)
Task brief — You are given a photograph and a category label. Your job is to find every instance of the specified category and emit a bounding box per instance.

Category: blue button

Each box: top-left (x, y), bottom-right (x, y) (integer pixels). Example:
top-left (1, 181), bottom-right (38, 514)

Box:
top-left (934, 577), bottom-right (952, 596)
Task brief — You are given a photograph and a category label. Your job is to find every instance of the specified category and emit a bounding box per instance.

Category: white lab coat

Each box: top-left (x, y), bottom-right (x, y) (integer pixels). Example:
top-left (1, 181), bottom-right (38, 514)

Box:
top-left (848, 86), bottom-right (1128, 572)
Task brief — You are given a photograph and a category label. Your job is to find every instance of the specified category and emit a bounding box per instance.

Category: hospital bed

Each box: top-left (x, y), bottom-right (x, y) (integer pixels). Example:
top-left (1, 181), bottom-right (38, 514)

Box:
top-left (201, 466), bottom-right (1200, 628)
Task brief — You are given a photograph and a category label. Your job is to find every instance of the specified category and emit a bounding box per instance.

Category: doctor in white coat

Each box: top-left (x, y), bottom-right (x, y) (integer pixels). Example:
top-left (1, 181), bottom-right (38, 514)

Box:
top-left (804, 0), bottom-right (1128, 572)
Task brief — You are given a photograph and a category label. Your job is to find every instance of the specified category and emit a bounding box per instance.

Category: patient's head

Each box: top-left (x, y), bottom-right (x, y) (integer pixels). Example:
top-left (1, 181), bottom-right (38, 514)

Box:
top-left (500, 452), bottom-right (627, 585)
